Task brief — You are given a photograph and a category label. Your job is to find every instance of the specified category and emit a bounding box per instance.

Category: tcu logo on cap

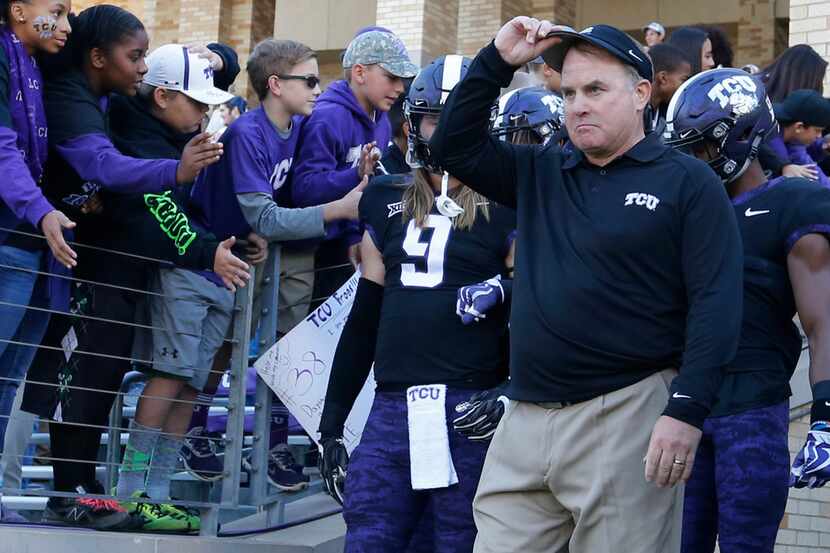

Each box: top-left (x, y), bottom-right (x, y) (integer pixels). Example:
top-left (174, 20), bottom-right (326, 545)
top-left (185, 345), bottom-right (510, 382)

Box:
top-left (707, 75), bottom-right (757, 110)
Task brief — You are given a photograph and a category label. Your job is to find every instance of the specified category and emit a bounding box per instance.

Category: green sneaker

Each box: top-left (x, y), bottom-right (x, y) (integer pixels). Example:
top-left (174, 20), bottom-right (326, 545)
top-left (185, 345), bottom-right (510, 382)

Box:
top-left (117, 489), bottom-right (139, 512)
top-left (124, 491), bottom-right (194, 533)
top-left (159, 502), bottom-right (200, 533)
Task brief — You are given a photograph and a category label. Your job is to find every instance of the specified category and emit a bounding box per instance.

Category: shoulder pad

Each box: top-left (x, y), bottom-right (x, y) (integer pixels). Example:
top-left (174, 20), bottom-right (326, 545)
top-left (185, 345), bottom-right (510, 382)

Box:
top-left (369, 174), bottom-right (413, 190)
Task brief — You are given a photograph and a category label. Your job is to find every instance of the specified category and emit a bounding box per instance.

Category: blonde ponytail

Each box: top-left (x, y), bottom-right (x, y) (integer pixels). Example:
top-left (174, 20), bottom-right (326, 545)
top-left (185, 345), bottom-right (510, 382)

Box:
top-left (402, 169), bottom-right (490, 231)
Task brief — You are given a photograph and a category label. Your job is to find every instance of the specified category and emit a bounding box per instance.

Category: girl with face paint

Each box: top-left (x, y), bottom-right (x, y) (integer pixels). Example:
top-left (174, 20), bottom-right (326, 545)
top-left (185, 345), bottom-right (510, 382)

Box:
top-left (0, 1), bottom-right (75, 518)
top-left (16, 4), bottom-right (244, 532)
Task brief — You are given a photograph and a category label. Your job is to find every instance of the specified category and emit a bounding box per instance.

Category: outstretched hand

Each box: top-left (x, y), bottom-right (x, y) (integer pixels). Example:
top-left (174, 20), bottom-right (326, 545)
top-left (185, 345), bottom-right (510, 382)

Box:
top-left (245, 232), bottom-right (268, 265)
top-left (357, 142), bottom-right (380, 179)
top-left (40, 210), bottom-right (77, 269)
top-left (214, 236), bottom-right (250, 292)
top-left (186, 44), bottom-right (224, 71)
top-left (178, 132), bottom-right (224, 184)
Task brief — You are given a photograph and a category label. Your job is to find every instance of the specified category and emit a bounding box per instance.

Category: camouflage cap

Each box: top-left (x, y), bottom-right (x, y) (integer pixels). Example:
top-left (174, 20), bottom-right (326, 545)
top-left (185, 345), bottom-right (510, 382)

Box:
top-left (342, 30), bottom-right (419, 78)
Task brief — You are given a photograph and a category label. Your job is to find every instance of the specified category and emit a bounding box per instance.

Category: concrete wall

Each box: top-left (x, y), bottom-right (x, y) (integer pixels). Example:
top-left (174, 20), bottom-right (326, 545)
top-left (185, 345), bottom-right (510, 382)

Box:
top-left (274, 0), bottom-right (377, 52)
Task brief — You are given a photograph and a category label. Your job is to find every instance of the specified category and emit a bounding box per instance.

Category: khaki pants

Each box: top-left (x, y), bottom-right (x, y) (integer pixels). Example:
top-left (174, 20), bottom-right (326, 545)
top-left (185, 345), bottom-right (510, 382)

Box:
top-left (473, 369), bottom-right (683, 553)
top-left (276, 247), bottom-right (316, 337)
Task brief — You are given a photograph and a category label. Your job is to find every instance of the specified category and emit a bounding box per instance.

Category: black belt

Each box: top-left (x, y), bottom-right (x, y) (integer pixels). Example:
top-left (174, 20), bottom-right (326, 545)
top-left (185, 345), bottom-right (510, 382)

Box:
top-left (533, 400), bottom-right (582, 409)
top-left (531, 367), bottom-right (677, 410)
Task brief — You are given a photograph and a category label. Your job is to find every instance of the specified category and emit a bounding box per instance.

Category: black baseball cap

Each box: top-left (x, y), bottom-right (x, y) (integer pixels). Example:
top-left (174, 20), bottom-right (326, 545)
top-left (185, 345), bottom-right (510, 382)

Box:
top-left (541, 24), bottom-right (653, 82)
top-left (773, 89), bottom-right (830, 128)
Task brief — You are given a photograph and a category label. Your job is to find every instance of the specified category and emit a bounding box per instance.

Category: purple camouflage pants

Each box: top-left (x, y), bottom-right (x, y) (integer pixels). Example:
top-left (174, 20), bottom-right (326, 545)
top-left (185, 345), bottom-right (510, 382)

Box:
top-left (681, 401), bottom-right (790, 553)
top-left (344, 389), bottom-right (489, 553)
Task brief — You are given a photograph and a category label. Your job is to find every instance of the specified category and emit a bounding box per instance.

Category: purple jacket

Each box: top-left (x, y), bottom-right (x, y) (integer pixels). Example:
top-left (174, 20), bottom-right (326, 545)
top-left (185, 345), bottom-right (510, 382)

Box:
top-left (786, 141), bottom-right (830, 188)
top-left (771, 130), bottom-right (830, 188)
top-left (292, 80), bottom-right (391, 244)
top-left (43, 69), bottom-right (178, 218)
top-left (767, 133), bottom-right (790, 164)
top-left (769, 133), bottom-right (828, 170)
top-left (0, 28), bottom-right (52, 245)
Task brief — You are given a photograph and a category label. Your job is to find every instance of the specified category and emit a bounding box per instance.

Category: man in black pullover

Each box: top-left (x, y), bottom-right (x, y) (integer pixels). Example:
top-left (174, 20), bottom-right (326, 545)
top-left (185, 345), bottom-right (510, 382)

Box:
top-left (430, 19), bottom-right (743, 552)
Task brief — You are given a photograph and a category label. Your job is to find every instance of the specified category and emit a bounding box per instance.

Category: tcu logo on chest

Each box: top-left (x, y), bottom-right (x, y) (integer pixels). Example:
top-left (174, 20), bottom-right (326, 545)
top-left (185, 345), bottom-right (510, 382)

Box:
top-left (269, 157), bottom-right (293, 191)
top-left (624, 192), bottom-right (660, 211)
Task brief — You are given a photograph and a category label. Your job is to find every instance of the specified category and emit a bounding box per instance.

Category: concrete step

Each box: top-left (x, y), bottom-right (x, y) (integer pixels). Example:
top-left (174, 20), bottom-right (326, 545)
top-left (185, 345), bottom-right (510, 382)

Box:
top-left (0, 514), bottom-right (345, 553)
top-left (0, 492), bottom-right (345, 553)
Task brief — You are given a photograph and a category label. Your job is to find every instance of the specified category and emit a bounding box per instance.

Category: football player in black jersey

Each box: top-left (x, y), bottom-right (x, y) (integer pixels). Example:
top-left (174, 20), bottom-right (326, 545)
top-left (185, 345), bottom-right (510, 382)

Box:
top-left (317, 54), bottom-right (516, 553)
top-left (665, 68), bottom-right (830, 553)
top-left (452, 85), bottom-right (563, 441)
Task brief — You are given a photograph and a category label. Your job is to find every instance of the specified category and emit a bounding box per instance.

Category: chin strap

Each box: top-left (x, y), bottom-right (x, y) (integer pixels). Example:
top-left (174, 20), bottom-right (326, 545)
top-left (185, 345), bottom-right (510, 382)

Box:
top-left (435, 172), bottom-right (465, 218)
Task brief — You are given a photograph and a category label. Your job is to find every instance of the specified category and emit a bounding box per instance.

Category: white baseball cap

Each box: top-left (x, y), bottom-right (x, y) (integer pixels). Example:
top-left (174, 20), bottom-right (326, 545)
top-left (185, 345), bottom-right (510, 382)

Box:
top-left (143, 44), bottom-right (234, 106)
top-left (643, 21), bottom-right (666, 36)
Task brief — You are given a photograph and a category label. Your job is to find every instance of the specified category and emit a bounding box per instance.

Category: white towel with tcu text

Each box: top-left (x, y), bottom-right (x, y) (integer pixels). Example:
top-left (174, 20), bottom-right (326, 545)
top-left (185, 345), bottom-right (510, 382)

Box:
top-left (407, 384), bottom-right (458, 490)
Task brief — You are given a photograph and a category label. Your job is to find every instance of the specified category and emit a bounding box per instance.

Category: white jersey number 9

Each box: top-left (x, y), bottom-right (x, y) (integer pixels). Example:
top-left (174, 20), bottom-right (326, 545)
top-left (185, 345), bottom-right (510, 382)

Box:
top-left (401, 214), bottom-right (452, 288)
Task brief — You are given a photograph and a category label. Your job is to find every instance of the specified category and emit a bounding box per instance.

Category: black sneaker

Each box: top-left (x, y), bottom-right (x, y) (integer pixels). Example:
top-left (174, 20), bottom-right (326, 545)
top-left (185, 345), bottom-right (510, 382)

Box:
top-left (180, 426), bottom-right (224, 482)
top-left (43, 495), bottom-right (131, 530)
top-left (268, 445), bottom-right (310, 492)
top-left (242, 444), bottom-right (310, 492)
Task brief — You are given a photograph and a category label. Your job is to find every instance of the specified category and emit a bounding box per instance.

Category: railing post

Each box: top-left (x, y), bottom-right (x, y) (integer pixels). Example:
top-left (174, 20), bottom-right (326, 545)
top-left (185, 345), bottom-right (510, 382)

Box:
top-left (217, 266), bottom-right (255, 511)
top-left (105, 388), bottom-right (124, 492)
top-left (250, 245), bottom-right (280, 507)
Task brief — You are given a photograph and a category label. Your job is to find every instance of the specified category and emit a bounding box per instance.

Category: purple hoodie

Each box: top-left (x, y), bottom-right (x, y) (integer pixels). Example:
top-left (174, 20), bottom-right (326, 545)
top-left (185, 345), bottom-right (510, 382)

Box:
top-left (292, 79), bottom-right (391, 245)
top-left (0, 28), bottom-right (52, 245)
top-left (786, 141), bottom-right (830, 188)
top-left (770, 131), bottom-right (830, 188)
top-left (769, 133), bottom-right (828, 168)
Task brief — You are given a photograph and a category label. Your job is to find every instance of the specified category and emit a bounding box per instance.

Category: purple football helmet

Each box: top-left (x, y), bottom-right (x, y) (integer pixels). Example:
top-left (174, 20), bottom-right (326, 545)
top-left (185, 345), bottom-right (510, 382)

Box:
top-left (405, 54), bottom-right (472, 173)
top-left (664, 67), bottom-right (776, 183)
top-left (490, 86), bottom-right (564, 144)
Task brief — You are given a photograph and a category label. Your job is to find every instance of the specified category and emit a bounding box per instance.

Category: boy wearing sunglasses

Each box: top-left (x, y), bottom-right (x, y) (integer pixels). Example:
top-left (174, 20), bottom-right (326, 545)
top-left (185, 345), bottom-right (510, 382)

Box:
top-left (284, 30), bottom-right (419, 333)
top-left (184, 39), bottom-right (365, 491)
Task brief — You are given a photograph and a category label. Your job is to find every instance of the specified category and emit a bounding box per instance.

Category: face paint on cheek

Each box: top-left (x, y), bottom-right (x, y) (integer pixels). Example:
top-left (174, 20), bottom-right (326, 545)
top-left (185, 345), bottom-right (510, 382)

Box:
top-left (32, 15), bottom-right (58, 40)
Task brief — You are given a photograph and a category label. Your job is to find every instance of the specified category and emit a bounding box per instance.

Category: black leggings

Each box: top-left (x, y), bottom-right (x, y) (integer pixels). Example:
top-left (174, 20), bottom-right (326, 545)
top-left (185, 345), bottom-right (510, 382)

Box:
top-left (311, 239), bottom-right (353, 311)
top-left (23, 250), bottom-right (143, 492)
top-left (49, 422), bottom-right (103, 492)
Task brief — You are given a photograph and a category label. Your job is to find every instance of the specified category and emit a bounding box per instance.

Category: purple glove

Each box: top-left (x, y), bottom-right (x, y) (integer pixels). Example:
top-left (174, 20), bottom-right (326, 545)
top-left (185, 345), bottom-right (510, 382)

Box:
top-left (790, 421), bottom-right (830, 489)
top-left (456, 276), bottom-right (505, 325)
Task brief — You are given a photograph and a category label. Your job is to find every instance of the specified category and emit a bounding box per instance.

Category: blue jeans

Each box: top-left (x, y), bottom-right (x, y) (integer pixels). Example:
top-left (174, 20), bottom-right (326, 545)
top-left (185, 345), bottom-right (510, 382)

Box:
top-left (0, 246), bottom-right (50, 448)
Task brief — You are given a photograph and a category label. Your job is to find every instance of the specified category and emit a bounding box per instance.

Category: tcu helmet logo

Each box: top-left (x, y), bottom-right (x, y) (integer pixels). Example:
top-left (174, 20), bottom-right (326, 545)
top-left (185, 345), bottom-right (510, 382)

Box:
top-left (707, 75), bottom-right (759, 116)
top-left (541, 94), bottom-right (563, 116)
top-left (541, 94), bottom-right (565, 127)
top-left (269, 158), bottom-right (293, 191)
top-left (624, 192), bottom-right (660, 211)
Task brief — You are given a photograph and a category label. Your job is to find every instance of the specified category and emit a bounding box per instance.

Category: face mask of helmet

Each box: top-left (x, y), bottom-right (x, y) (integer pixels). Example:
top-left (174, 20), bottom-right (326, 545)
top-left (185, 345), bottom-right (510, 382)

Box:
top-left (404, 54), bottom-right (473, 218)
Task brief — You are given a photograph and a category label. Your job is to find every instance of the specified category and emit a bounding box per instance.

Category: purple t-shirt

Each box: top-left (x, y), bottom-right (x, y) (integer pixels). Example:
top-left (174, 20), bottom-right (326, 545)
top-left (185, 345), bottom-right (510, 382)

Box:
top-left (189, 107), bottom-right (301, 287)
top-left (190, 107), bottom-right (300, 240)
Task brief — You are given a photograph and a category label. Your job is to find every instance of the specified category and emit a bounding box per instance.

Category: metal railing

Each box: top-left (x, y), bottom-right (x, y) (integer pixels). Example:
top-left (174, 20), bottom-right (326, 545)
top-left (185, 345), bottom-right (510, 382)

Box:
top-left (0, 227), bottom-right (334, 536)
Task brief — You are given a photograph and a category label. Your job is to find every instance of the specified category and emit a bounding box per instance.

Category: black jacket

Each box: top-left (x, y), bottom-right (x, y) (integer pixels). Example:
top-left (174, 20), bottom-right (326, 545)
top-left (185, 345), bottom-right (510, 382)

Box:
top-left (104, 94), bottom-right (220, 270)
top-left (429, 42), bottom-right (744, 429)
